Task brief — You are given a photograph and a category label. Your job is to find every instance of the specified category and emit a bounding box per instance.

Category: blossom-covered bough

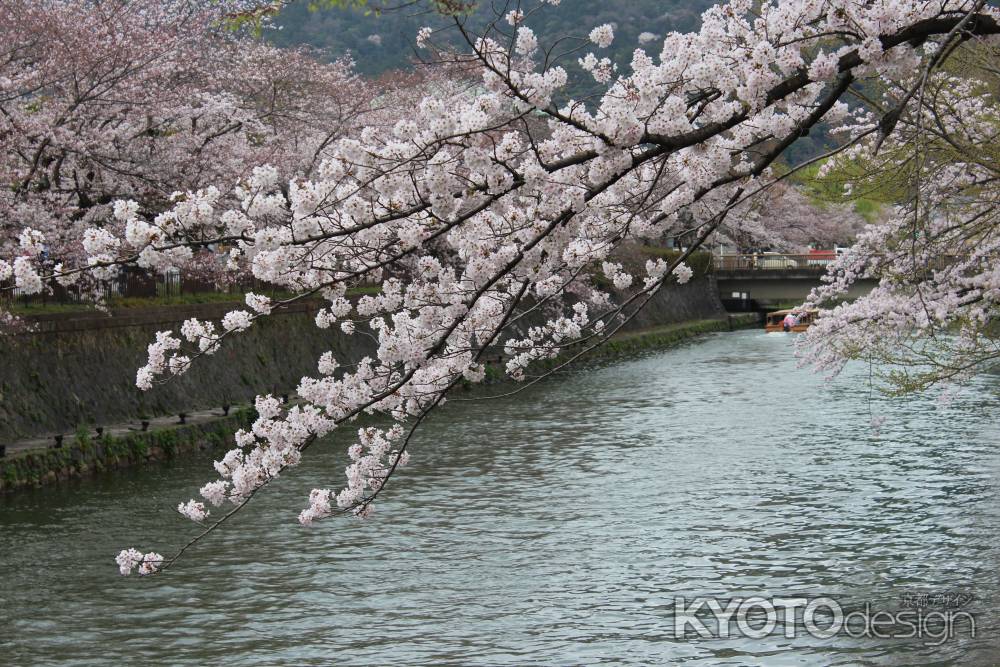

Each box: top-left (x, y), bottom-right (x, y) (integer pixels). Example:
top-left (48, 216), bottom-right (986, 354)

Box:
top-left (6, 0), bottom-right (1000, 575)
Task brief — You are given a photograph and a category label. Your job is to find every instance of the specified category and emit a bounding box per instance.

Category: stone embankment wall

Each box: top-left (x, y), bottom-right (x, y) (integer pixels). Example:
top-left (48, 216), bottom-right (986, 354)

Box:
top-left (0, 276), bottom-right (741, 491)
top-left (0, 276), bottom-right (726, 443)
top-left (0, 302), bottom-right (374, 442)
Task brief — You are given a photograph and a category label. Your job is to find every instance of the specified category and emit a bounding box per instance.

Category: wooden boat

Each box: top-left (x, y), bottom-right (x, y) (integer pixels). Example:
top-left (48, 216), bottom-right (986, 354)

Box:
top-left (765, 308), bottom-right (818, 333)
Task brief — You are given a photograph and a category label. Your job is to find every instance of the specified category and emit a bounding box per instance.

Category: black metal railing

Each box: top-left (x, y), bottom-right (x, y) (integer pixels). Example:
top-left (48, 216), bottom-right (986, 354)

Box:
top-left (713, 253), bottom-right (834, 271)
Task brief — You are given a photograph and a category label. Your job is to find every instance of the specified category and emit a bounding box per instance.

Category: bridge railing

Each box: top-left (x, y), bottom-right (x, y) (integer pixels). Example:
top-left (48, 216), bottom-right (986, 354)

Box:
top-left (713, 253), bottom-right (835, 271)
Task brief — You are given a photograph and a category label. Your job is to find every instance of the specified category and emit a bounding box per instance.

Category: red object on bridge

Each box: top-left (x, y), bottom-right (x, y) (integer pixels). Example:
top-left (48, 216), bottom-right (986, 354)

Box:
top-left (808, 248), bottom-right (837, 261)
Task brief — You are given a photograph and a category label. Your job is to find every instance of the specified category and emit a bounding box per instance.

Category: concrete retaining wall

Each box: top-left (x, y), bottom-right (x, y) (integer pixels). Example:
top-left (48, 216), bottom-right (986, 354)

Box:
top-left (0, 276), bottom-right (725, 443)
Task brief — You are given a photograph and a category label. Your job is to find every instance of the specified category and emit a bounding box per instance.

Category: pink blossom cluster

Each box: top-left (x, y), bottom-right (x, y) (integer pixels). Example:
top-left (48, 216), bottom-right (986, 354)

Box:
top-left (115, 548), bottom-right (164, 576)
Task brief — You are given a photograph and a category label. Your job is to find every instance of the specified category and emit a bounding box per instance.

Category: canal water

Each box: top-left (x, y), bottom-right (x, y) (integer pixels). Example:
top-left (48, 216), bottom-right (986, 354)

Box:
top-left (2, 330), bottom-right (999, 666)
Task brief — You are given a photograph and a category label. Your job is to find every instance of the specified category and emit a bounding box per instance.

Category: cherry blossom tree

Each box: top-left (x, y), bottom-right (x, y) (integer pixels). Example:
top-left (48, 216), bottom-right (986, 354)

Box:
top-left (7, 0), bottom-right (1000, 574)
top-left (801, 35), bottom-right (1000, 394)
top-left (0, 0), bottom-right (372, 269)
top-left (731, 180), bottom-right (872, 252)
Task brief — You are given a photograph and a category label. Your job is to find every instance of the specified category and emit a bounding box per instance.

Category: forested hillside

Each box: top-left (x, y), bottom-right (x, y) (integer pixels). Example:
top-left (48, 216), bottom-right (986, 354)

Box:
top-left (271, 0), bottom-right (716, 76)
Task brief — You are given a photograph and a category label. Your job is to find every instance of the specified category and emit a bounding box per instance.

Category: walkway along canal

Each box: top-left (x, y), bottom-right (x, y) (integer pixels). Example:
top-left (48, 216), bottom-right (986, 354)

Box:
top-left (1, 330), bottom-right (998, 665)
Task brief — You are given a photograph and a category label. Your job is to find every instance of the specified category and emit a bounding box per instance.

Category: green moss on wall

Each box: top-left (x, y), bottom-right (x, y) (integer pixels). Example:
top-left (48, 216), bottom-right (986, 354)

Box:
top-left (0, 409), bottom-right (254, 493)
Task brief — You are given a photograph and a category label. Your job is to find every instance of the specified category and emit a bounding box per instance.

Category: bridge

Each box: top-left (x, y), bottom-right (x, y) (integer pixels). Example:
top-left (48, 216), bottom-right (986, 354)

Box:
top-left (711, 253), bottom-right (875, 310)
